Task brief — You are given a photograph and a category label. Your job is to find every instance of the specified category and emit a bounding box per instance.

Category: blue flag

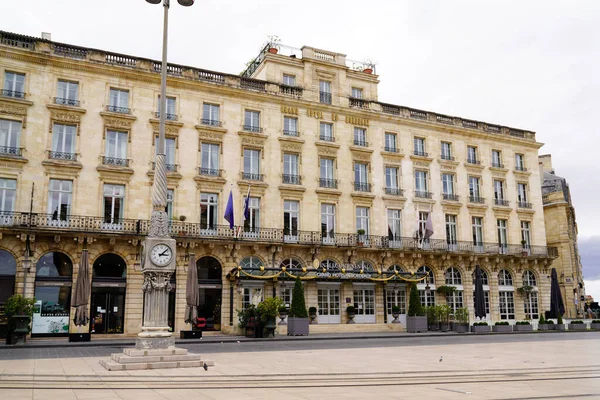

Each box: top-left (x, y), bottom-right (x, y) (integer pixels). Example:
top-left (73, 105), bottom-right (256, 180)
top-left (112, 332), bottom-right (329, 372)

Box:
top-left (224, 189), bottom-right (234, 229)
top-left (243, 186), bottom-right (251, 221)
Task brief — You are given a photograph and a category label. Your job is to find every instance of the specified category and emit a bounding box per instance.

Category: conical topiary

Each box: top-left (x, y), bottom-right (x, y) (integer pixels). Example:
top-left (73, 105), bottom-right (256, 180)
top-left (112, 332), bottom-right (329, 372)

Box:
top-left (289, 277), bottom-right (308, 318)
top-left (407, 283), bottom-right (423, 317)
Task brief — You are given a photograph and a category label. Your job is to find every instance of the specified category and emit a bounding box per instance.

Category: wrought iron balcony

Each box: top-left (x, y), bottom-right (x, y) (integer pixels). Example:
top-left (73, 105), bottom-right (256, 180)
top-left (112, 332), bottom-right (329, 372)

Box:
top-left (279, 85), bottom-right (303, 98)
top-left (492, 162), bottom-right (504, 168)
top-left (102, 156), bottom-right (129, 167)
top-left (243, 125), bottom-right (263, 133)
top-left (154, 111), bottom-right (178, 121)
top-left (201, 118), bottom-right (222, 127)
top-left (198, 167), bottom-right (222, 177)
top-left (49, 151), bottom-right (77, 161)
top-left (349, 97), bottom-right (369, 109)
top-left (319, 134), bottom-right (334, 142)
top-left (385, 187), bottom-right (404, 196)
top-left (0, 146), bottom-right (23, 157)
top-left (106, 105), bottom-right (130, 114)
top-left (283, 129), bottom-right (299, 137)
top-left (467, 158), bottom-right (481, 165)
top-left (320, 92), bottom-right (332, 104)
top-left (515, 165), bottom-right (528, 172)
top-left (384, 146), bottom-right (398, 153)
top-left (151, 162), bottom-right (177, 172)
top-left (469, 196), bottom-right (486, 204)
top-left (54, 97), bottom-right (80, 107)
top-left (495, 199), bottom-right (510, 207)
top-left (415, 191), bottom-right (433, 199)
top-left (242, 172), bottom-right (264, 181)
top-left (440, 154), bottom-right (454, 161)
top-left (443, 193), bottom-right (459, 201)
top-left (1, 89), bottom-right (25, 99)
top-left (518, 201), bottom-right (533, 209)
top-left (282, 174), bottom-right (301, 185)
top-left (353, 139), bottom-right (368, 147)
top-left (413, 150), bottom-right (428, 157)
top-left (319, 178), bottom-right (338, 189)
top-left (354, 182), bottom-right (371, 192)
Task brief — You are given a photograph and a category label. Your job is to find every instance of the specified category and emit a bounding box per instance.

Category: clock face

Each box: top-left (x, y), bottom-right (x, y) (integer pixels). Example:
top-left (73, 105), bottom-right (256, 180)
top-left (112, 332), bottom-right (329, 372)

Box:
top-left (150, 244), bottom-right (173, 267)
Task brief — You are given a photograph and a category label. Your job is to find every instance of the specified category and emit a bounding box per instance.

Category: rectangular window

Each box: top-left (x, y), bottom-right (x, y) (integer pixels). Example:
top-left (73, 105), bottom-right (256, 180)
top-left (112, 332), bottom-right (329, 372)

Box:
top-left (109, 88), bottom-right (129, 110)
top-left (517, 183), bottom-right (528, 204)
top-left (244, 110), bottom-right (260, 132)
top-left (202, 103), bottom-right (220, 126)
top-left (525, 291), bottom-right (539, 320)
top-left (515, 153), bottom-right (525, 171)
top-left (521, 220), bottom-right (531, 247)
top-left (356, 207), bottom-right (370, 235)
top-left (384, 132), bottom-right (397, 152)
top-left (243, 149), bottom-right (260, 177)
top-left (414, 170), bottom-right (428, 192)
top-left (442, 173), bottom-right (454, 195)
top-left (0, 119), bottom-right (22, 153)
top-left (499, 291), bottom-right (515, 320)
top-left (354, 163), bottom-right (368, 188)
top-left (103, 184), bottom-right (125, 225)
top-left (494, 180), bottom-right (505, 200)
top-left (283, 116), bottom-right (298, 136)
top-left (166, 189), bottom-right (174, 220)
top-left (387, 209), bottom-right (401, 241)
top-left (284, 200), bottom-right (299, 241)
top-left (351, 87), bottom-right (363, 99)
top-left (492, 150), bottom-right (502, 167)
top-left (320, 158), bottom-right (334, 180)
top-left (445, 214), bottom-right (457, 246)
top-left (319, 81), bottom-right (331, 104)
top-left (353, 288), bottom-right (375, 318)
top-left (243, 287), bottom-right (264, 310)
top-left (283, 153), bottom-right (299, 184)
top-left (51, 124), bottom-right (76, 159)
top-left (321, 203), bottom-right (335, 243)
top-left (467, 146), bottom-right (478, 163)
top-left (385, 167), bottom-right (399, 190)
top-left (47, 180), bottom-right (72, 222)
top-left (446, 292), bottom-right (464, 313)
top-left (0, 178), bottom-right (16, 213)
top-left (320, 122), bottom-right (333, 141)
top-left (157, 96), bottom-right (176, 120)
top-left (387, 288), bottom-right (406, 315)
top-left (3, 71), bottom-right (25, 98)
top-left (472, 216), bottom-right (484, 247)
top-left (105, 130), bottom-right (128, 162)
top-left (199, 193), bottom-right (218, 231)
top-left (418, 212), bottom-right (430, 247)
top-left (243, 197), bottom-right (260, 233)
top-left (155, 137), bottom-right (176, 167)
top-left (419, 290), bottom-right (435, 307)
top-left (201, 143), bottom-right (220, 174)
top-left (497, 219), bottom-right (508, 252)
top-left (469, 176), bottom-right (480, 199)
top-left (56, 80), bottom-right (79, 105)
top-left (441, 142), bottom-right (452, 160)
top-left (353, 127), bottom-right (367, 146)
top-left (414, 137), bottom-right (425, 156)
top-left (283, 74), bottom-right (296, 86)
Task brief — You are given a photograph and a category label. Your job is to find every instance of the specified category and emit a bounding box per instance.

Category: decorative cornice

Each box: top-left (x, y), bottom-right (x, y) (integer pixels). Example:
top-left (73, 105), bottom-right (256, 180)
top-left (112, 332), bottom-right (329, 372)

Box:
top-left (0, 99), bottom-right (30, 127)
top-left (41, 159), bottom-right (83, 178)
top-left (278, 136), bottom-right (305, 144)
top-left (317, 146), bottom-right (338, 157)
top-left (278, 185), bottom-right (306, 199)
top-left (315, 141), bottom-right (340, 149)
top-left (349, 145), bottom-right (374, 154)
top-left (96, 165), bottom-right (134, 183)
top-left (100, 112), bottom-right (136, 132)
top-left (315, 188), bottom-right (342, 200)
top-left (150, 118), bottom-right (183, 137)
top-left (351, 152), bottom-right (371, 162)
top-left (279, 141), bottom-right (303, 153)
top-left (197, 130), bottom-right (225, 143)
top-left (409, 154), bottom-right (433, 163)
top-left (193, 174), bottom-right (226, 185)
top-left (194, 123), bottom-right (226, 134)
top-left (237, 181), bottom-right (268, 196)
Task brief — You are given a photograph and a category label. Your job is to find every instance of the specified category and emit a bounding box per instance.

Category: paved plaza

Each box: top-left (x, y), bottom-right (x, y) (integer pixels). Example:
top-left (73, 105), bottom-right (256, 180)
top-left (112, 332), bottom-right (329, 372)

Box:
top-left (0, 332), bottom-right (599, 399)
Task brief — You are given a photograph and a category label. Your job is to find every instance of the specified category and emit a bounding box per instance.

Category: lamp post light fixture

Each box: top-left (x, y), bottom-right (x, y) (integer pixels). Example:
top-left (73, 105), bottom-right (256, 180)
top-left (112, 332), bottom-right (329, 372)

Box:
top-left (138, 0), bottom-right (194, 349)
top-left (21, 236), bottom-right (32, 296)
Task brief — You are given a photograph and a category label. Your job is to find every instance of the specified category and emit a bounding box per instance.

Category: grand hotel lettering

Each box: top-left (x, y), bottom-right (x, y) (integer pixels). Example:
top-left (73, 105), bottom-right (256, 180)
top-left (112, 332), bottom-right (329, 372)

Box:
top-left (281, 105), bottom-right (369, 126)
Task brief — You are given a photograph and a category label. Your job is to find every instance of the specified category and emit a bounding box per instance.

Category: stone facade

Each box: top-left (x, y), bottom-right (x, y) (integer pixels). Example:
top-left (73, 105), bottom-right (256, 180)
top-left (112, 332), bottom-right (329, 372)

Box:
top-left (0, 31), bottom-right (557, 337)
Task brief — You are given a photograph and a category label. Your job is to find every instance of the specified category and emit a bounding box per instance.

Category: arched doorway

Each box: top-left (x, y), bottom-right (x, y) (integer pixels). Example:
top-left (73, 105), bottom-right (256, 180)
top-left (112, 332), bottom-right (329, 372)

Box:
top-left (33, 252), bottom-right (73, 336)
top-left (0, 250), bottom-right (17, 339)
top-left (196, 256), bottom-right (222, 331)
top-left (91, 253), bottom-right (126, 334)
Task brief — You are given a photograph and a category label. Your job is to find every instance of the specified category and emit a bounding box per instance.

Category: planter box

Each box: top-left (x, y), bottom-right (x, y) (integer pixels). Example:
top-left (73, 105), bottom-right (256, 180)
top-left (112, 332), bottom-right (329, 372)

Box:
top-left (546, 323), bottom-right (555, 330)
top-left (471, 325), bottom-right (491, 333)
top-left (439, 322), bottom-right (450, 332)
top-left (591, 323), bottom-right (600, 330)
top-left (406, 316), bottom-right (427, 333)
top-left (538, 323), bottom-right (549, 331)
top-left (287, 317), bottom-right (309, 336)
top-left (492, 325), bottom-right (513, 333)
top-left (569, 323), bottom-right (587, 331)
top-left (428, 323), bottom-right (439, 331)
top-left (555, 324), bottom-right (566, 331)
top-left (514, 324), bottom-right (533, 332)
top-left (69, 333), bottom-right (91, 342)
top-left (454, 323), bottom-right (469, 333)
top-left (180, 330), bottom-right (202, 339)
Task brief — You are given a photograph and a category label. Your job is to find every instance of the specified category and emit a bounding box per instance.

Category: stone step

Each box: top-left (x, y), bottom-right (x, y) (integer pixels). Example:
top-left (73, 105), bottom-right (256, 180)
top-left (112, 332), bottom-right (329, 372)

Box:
top-left (123, 347), bottom-right (188, 357)
top-left (111, 353), bottom-right (203, 364)
top-left (100, 359), bottom-right (215, 371)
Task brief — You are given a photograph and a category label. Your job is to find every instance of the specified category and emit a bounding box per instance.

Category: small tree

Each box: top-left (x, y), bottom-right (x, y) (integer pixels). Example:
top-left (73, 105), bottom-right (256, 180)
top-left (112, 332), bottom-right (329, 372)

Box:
top-left (4, 295), bottom-right (35, 318)
top-left (289, 277), bottom-right (308, 318)
top-left (407, 283), bottom-right (423, 317)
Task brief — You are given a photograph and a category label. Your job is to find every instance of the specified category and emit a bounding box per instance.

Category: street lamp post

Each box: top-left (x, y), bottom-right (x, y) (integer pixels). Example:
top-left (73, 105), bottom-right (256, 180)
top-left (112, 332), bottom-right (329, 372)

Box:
top-left (138, 0), bottom-right (194, 349)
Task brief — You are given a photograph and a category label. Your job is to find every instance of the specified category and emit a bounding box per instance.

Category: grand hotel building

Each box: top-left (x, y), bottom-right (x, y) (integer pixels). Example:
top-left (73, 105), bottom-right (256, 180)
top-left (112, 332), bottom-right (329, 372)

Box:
top-left (0, 31), bottom-right (558, 337)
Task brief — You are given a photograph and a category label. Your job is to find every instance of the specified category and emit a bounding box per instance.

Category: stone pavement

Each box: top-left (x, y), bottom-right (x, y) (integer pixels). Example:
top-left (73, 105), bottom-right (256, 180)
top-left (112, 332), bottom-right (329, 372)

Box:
top-left (0, 332), bottom-right (599, 399)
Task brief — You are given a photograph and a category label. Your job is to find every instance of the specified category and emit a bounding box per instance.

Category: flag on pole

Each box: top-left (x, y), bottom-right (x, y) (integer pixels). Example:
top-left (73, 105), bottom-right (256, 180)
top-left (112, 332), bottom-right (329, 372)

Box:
top-left (242, 186), bottom-right (251, 221)
top-left (423, 211), bottom-right (434, 239)
top-left (224, 188), bottom-right (234, 229)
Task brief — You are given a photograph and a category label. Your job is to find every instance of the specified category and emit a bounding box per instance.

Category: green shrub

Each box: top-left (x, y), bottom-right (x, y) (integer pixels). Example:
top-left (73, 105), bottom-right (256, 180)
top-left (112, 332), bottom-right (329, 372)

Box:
top-left (278, 305), bottom-right (288, 313)
top-left (346, 305), bottom-right (356, 314)
top-left (436, 285), bottom-right (457, 295)
top-left (436, 305), bottom-right (452, 323)
top-left (308, 306), bottom-right (317, 314)
top-left (237, 304), bottom-right (258, 328)
top-left (473, 322), bottom-right (489, 326)
top-left (4, 295), bottom-right (35, 318)
top-left (516, 321), bottom-right (531, 325)
top-left (592, 320), bottom-right (600, 323)
top-left (407, 283), bottom-right (423, 317)
top-left (495, 321), bottom-right (510, 326)
top-left (570, 320), bottom-right (584, 324)
top-left (288, 277), bottom-right (308, 318)
top-left (557, 314), bottom-right (564, 324)
top-left (425, 306), bottom-right (437, 324)
top-left (538, 314), bottom-right (545, 324)
top-left (455, 307), bottom-right (469, 324)
top-left (257, 297), bottom-right (284, 323)
top-left (391, 305), bottom-right (400, 314)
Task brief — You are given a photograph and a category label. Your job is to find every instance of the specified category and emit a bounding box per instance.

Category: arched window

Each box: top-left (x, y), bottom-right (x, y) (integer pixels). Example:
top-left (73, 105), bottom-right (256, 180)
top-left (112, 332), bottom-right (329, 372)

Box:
top-left (498, 269), bottom-right (513, 286)
top-left (417, 266), bottom-right (434, 284)
top-left (388, 264), bottom-right (404, 274)
top-left (472, 269), bottom-right (489, 286)
top-left (445, 267), bottom-right (462, 285)
top-left (320, 259), bottom-right (339, 271)
top-left (0, 250), bottom-right (16, 276)
top-left (523, 270), bottom-right (537, 287)
top-left (472, 268), bottom-right (490, 317)
top-left (197, 256), bottom-right (222, 280)
top-left (280, 258), bottom-right (302, 270)
top-left (355, 260), bottom-right (374, 272)
top-left (93, 253), bottom-right (126, 278)
top-left (36, 252), bottom-right (73, 277)
top-left (240, 256), bottom-right (263, 270)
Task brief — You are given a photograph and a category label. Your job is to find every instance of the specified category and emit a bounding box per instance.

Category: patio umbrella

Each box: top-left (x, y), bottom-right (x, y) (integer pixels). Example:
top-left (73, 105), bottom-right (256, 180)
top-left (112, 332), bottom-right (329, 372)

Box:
top-left (184, 254), bottom-right (199, 324)
top-left (550, 268), bottom-right (565, 318)
top-left (474, 265), bottom-right (486, 319)
top-left (73, 249), bottom-right (90, 327)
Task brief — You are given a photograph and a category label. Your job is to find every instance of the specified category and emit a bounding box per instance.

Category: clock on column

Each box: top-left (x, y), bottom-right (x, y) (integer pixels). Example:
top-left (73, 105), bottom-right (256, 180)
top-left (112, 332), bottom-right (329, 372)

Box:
top-left (150, 243), bottom-right (173, 267)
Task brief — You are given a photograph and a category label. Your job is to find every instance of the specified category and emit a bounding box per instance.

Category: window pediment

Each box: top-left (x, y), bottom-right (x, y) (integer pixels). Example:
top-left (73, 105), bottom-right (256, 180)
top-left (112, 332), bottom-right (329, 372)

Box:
top-left (100, 111), bottom-right (136, 131)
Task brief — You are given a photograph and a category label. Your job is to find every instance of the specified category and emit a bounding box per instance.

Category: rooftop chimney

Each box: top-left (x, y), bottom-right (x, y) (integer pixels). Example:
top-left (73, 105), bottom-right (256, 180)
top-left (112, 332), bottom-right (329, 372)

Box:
top-left (41, 32), bottom-right (51, 41)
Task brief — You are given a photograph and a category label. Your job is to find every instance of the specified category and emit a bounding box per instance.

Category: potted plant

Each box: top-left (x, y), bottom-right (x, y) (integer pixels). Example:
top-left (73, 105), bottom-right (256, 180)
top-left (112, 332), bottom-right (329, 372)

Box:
top-left (4, 294), bottom-right (35, 345)
top-left (436, 285), bottom-right (457, 296)
top-left (357, 229), bottom-right (366, 246)
top-left (521, 239), bottom-right (529, 256)
top-left (545, 316), bottom-right (555, 330)
top-left (568, 320), bottom-right (587, 331)
top-left (538, 314), bottom-right (549, 331)
top-left (406, 283), bottom-right (427, 332)
top-left (556, 314), bottom-right (566, 331)
top-left (437, 305), bottom-right (452, 332)
top-left (492, 321), bottom-right (513, 333)
top-left (257, 296), bottom-right (284, 337)
top-left (287, 277), bottom-right (309, 336)
top-left (591, 320), bottom-right (600, 330)
top-left (426, 306), bottom-right (438, 331)
top-left (514, 321), bottom-right (533, 332)
top-left (237, 304), bottom-right (259, 337)
top-left (362, 59), bottom-right (375, 74)
top-left (517, 285), bottom-right (534, 319)
top-left (453, 307), bottom-right (469, 333)
top-left (472, 321), bottom-right (491, 333)
top-left (391, 305), bottom-right (401, 324)
top-left (308, 306), bottom-right (318, 324)
top-left (278, 305), bottom-right (288, 325)
top-left (266, 35), bottom-right (281, 54)
top-left (346, 305), bottom-right (356, 324)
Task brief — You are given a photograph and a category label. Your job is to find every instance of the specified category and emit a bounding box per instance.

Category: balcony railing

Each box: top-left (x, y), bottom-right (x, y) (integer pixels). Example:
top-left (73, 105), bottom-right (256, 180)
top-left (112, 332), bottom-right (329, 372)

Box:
top-left (201, 119), bottom-right (222, 127)
top-left (54, 97), bottom-right (80, 107)
top-left (0, 146), bottom-right (23, 157)
top-left (384, 146), bottom-right (398, 153)
top-left (106, 105), bottom-right (130, 114)
top-left (154, 111), bottom-right (178, 121)
top-left (385, 187), bottom-right (404, 196)
top-left (518, 201), bottom-right (533, 209)
top-left (0, 89), bottom-right (25, 99)
top-left (495, 199), bottom-right (510, 207)
top-left (440, 154), bottom-right (454, 161)
top-left (354, 182), bottom-right (371, 192)
top-left (319, 178), bottom-right (338, 189)
top-left (198, 167), bottom-right (222, 177)
top-left (283, 129), bottom-right (299, 137)
top-left (151, 162), bottom-right (177, 172)
top-left (415, 191), bottom-right (433, 199)
top-left (515, 165), bottom-right (528, 172)
top-left (102, 156), bottom-right (129, 167)
top-left (319, 134), bottom-right (334, 142)
top-left (443, 193), bottom-right (459, 201)
top-left (413, 150), bottom-right (428, 157)
top-left (349, 97), bottom-right (369, 109)
top-left (353, 139), bottom-right (368, 147)
top-left (320, 92), bottom-right (332, 104)
top-left (282, 174), bottom-right (301, 185)
top-left (242, 172), bottom-right (264, 181)
top-left (467, 158), bottom-right (481, 165)
top-left (243, 125), bottom-right (263, 133)
top-left (49, 151), bottom-right (77, 161)
top-left (491, 162), bottom-right (504, 168)
top-left (279, 85), bottom-right (303, 98)
top-left (469, 196), bottom-right (486, 204)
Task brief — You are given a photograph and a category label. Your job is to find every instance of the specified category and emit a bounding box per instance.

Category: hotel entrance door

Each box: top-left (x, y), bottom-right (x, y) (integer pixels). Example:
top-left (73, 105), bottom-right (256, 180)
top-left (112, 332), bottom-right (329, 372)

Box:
top-left (91, 287), bottom-right (125, 334)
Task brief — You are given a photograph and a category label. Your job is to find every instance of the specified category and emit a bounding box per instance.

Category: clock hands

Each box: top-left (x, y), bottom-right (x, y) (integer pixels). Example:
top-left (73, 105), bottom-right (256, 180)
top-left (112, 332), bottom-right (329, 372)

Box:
top-left (159, 249), bottom-right (170, 257)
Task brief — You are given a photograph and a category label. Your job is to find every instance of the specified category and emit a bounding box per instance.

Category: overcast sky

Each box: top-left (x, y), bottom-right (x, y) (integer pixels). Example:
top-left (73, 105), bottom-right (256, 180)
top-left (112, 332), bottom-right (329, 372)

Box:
top-left (3, 0), bottom-right (599, 297)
